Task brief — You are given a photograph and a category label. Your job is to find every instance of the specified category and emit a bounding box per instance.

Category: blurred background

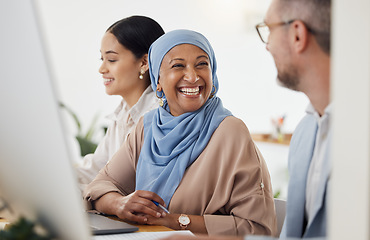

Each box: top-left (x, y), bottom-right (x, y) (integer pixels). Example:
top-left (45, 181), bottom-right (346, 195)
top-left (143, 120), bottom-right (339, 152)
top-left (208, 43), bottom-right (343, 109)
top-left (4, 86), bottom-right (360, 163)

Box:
top-left (34, 0), bottom-right (310, 198)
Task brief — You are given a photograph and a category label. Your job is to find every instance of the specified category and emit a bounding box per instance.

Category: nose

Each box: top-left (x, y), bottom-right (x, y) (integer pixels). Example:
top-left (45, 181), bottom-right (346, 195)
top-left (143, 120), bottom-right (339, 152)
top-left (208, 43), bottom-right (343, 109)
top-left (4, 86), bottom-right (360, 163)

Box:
top-left (183, 67), bottom-right (199, 83)
top-left (99, 61), bottom-right (107, 74)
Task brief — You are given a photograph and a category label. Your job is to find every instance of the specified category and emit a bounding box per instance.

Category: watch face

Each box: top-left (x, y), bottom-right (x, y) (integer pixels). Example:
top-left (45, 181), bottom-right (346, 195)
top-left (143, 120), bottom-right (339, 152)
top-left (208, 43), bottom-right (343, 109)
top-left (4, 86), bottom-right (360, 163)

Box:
top-left (179, 215), bottom-right (190, 225)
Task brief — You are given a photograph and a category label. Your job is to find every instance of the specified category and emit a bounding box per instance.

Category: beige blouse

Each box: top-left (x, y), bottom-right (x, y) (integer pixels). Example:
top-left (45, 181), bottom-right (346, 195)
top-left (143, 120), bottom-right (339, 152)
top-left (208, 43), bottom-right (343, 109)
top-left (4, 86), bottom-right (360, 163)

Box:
top-left (84, 116), bottom-right (277, 236)
top-left (75, 86), bottom-right (158, 192)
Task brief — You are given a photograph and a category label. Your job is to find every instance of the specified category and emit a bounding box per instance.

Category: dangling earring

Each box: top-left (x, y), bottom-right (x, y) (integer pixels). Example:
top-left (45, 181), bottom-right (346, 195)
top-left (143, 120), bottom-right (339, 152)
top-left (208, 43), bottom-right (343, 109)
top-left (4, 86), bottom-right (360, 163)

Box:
top-left (139, 68), bottom-right (145, 80)
top-left (156, 90), bottom-right (164, 107)
top-left (209, 84), bottom-right (217, 99)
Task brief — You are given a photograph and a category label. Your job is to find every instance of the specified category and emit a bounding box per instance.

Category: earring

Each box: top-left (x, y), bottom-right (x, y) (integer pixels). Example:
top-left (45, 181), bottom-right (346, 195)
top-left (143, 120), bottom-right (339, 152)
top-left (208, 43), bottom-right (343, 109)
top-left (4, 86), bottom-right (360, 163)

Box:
top-left (139, 69), bottom-right (145, 80)
top-left (209, 84), bottom-right (216, 99)
top-left (156, 90), bottom-right (164, 107)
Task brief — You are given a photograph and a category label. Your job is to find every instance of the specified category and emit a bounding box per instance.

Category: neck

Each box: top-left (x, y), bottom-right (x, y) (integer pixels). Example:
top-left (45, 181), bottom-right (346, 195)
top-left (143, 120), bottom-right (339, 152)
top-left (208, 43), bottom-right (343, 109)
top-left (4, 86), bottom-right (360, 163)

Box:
top-left (300, 50), bottom-right (331, 116)
top-left (122, 83), bottom-right (149, 108)
top-left (306, 89), bottom-right (330, 116)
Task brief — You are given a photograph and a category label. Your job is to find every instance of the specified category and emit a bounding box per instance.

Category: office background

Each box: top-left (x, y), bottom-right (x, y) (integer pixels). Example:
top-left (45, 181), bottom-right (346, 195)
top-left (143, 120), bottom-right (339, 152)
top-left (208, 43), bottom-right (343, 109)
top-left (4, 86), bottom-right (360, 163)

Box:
top-left (34, 0), bottom-right (308, 199)
top-left (35, 0), bottom-right (308, 137)
top-left (33, 0), bottom-right (370, 237)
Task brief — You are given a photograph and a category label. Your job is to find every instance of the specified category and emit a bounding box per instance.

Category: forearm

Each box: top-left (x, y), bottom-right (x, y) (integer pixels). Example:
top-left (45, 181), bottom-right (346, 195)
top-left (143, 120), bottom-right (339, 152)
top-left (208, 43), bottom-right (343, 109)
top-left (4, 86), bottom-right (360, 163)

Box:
top-left (186, 215), bottom-right (207, 234)
top-left (93, 192), bottom-right (124, 216)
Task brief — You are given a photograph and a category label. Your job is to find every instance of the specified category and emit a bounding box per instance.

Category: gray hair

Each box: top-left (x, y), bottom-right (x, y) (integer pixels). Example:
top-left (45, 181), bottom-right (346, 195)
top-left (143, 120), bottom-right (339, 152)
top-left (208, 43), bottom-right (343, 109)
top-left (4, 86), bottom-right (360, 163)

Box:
top-left (278, 0), bottom-right (331, 54)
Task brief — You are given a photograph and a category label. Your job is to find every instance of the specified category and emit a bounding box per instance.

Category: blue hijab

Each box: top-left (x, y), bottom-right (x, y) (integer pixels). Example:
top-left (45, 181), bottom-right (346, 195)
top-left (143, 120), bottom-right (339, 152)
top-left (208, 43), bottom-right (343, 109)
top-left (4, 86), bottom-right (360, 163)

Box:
top-left (135, 30), bottom-right (232, 207)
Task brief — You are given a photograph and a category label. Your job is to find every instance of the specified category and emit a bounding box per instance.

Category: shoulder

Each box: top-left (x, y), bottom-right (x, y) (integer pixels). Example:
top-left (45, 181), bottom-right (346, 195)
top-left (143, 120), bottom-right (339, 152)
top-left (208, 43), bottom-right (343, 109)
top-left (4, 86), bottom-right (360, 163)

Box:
top-left (126, 117), bottom-right (145, 146)
top-left (215, 116), bottom-right (251, 138)
top-left (122, 117), bottom-right (145, 166)
top-left (104, 100), bottom-right (125, 121)
top-left (288, 113), bottom-right (318, 168)
top-left (208, 116), bottom-right (254, 153)
top-left (200, 116), bottom-right (267, 182)
top-left (290, 114), bottom-right (317, 146)
top-left (130, 90), bottom-right (158, 122)
top-left (295, 113), bottom-right (317, 131)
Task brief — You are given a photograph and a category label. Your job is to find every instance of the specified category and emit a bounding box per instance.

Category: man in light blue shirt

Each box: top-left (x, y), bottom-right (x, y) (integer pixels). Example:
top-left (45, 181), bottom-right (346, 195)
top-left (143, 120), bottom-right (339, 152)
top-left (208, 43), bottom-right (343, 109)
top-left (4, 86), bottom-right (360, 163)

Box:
top-left (257, 0), bottom-right (331, 237)
top-left (162, 0), bottom-right (331, 239)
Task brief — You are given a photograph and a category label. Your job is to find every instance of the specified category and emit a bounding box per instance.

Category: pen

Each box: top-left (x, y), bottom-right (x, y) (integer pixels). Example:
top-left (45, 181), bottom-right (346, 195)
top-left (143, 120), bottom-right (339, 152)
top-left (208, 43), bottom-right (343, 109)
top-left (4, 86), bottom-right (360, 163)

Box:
top-left (152, 200), bottom-right (170, 214)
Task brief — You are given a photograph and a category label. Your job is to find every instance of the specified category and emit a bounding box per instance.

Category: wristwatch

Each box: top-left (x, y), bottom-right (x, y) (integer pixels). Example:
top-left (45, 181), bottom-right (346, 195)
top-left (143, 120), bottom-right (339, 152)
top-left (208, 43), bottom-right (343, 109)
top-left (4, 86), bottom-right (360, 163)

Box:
top-left (178, 214), bottom-right (191, 230)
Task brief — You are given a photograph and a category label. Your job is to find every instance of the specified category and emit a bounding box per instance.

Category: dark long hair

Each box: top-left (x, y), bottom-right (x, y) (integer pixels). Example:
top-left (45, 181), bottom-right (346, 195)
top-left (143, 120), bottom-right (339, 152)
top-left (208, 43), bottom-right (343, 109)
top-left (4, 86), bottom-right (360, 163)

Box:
top-left (107, 16), bottom-right (165, 59)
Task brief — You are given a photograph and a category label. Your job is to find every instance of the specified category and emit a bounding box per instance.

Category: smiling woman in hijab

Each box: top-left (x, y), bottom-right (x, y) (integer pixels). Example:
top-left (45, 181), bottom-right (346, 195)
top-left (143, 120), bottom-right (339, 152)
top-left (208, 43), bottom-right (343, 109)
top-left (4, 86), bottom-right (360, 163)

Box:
top-left (84, 30), bottom-right (277, 237)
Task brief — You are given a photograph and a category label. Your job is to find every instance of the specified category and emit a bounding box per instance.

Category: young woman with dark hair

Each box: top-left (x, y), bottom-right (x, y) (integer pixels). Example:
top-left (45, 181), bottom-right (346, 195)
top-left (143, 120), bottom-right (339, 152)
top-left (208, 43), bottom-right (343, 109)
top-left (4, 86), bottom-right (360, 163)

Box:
top-left (76, 16), bottom-right (164, 192)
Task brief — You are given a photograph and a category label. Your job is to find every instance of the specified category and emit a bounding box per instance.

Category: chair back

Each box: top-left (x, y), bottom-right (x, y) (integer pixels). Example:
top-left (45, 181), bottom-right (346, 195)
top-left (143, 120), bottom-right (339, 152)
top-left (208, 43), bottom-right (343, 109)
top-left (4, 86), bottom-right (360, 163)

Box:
top-left (274, 198), bottom-right (286, 236)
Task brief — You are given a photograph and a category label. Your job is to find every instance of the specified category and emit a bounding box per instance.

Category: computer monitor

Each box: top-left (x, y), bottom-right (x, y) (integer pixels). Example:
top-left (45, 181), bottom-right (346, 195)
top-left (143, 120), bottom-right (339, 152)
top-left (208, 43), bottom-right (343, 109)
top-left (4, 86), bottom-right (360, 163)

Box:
top-left (0, 0), bottom-right (91, 239)
top-left (0, 1), bottom-right (137, 239)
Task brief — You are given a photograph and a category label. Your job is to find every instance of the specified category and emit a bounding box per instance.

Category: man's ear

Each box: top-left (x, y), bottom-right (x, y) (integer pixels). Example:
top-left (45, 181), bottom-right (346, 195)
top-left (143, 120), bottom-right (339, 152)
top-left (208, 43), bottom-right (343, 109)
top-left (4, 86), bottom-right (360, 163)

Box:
top-left (140, 54), bottom-right (149, 72)
top-left (291, 20), bottom-right (309, 53)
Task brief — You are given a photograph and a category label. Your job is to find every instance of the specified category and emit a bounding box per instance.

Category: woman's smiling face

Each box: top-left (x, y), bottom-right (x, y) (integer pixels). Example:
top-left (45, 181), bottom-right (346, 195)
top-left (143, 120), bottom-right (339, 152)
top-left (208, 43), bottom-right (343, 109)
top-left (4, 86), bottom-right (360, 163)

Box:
top-left (99, 32), bottom-right (143, 98)
top-left (157, 44), bottom-right (213, 116)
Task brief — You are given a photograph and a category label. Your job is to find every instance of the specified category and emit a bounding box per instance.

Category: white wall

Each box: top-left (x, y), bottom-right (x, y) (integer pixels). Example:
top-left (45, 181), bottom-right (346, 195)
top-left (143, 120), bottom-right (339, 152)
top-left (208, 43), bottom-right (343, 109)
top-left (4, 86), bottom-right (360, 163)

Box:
top-left (34, 0), bottom-right (308, 142)
top-left (330, 0), bottom-right (370, 239)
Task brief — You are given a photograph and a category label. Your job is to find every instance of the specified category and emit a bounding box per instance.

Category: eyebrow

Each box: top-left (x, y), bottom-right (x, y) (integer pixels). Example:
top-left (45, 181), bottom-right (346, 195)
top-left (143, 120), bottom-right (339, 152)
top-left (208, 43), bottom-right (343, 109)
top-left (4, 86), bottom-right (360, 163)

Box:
top-left (168, 55), bottom-right (209, 64)
top-left (101, 50), bottom-right (118, 55)
top-left (197, 55), bottom-right (209, 60)
top-left (169, 58), bottom-right (184, 64)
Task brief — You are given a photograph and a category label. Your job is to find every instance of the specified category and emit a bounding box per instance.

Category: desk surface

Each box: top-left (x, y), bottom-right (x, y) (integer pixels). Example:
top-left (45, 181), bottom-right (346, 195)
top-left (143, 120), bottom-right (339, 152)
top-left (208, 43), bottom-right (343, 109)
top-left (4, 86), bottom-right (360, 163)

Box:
top-left (0, 217), bottom-right (172, 232)
top-left (107, 216), bottom-right (173, 232)
top-left (132, 223), bottom-right (172, 232)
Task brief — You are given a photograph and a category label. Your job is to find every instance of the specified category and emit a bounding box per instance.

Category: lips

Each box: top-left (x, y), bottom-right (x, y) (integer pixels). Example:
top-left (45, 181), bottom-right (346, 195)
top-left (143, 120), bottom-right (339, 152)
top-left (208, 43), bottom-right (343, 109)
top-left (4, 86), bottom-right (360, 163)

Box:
top-left (104, 78), bottom-right (114, 85)
top-left (179, 86), bottom-right (202, 95)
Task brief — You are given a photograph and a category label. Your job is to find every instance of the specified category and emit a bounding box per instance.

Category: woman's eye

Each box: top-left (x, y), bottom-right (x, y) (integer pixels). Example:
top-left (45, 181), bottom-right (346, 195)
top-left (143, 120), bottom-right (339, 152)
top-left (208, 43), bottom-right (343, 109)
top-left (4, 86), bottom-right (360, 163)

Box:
top-left (197, 61), bottom-right (209, 67)
top-left (100, 57), bottom-right (117, 63)
top-left (172, 63), bottom-right (184, 68)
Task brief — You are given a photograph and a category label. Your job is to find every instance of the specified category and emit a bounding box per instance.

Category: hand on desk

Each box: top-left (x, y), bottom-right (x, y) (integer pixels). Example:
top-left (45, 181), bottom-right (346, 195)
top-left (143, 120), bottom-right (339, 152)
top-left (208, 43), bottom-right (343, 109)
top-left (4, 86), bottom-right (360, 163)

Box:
top-left (94, 190), bottom-right (208, 234)
top-left (94, 190), bottom-right (167, 224)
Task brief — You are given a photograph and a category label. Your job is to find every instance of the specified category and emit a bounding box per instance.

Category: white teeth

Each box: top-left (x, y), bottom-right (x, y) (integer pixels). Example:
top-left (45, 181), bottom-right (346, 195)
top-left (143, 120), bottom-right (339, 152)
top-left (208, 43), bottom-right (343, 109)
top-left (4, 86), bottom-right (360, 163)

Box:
top-left (104, 78), bottom-right (114, 83)
top-left (180, 87), bottom-right (200, 95)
